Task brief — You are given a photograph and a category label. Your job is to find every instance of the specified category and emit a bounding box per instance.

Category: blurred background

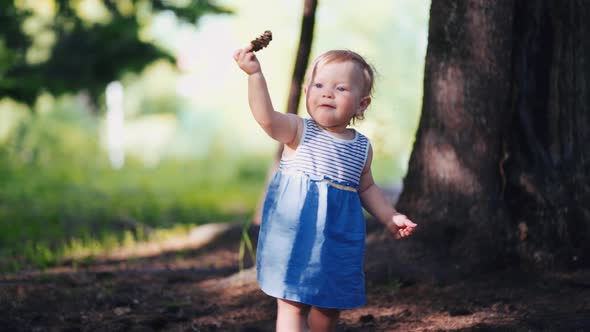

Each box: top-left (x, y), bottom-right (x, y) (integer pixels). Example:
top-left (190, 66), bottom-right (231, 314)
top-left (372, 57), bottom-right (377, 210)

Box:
top-left (0, 0), bottom-right (429, 271)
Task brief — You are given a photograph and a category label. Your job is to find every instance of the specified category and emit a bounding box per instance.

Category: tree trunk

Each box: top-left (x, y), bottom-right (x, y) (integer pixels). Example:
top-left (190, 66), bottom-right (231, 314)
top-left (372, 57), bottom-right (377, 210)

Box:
top-left (275, 0), bottom-right (317, 161)
top-left (503, 0), bottom-right (590, 269)
top-left (252, 0), bottom-right (318, 224)
top-left (395, 0), bottom-right (590, 274)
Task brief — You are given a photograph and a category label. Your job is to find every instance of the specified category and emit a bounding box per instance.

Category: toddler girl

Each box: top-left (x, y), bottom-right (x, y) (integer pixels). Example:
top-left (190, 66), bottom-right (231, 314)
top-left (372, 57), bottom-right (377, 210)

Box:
top-left (233, 45), bottom-right (417, 332)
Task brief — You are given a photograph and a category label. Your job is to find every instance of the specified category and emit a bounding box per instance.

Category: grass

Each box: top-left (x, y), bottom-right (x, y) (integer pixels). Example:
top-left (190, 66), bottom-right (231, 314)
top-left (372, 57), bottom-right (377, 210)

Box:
top-left (0, 155), bottom-right (402, 273)
top-left (0, 143), bottom-right (270, 272)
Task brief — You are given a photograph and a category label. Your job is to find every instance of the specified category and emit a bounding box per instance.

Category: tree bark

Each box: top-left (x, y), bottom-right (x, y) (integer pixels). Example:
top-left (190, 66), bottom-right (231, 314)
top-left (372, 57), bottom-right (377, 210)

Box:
top-left (395, 0), bottom-right (590, 274)
top-left (503, 0), bottom-right (590, 269)
top-left (396, 0), bottom-right (515, 273)
top-left (285, 0), bottom-right (318, 116)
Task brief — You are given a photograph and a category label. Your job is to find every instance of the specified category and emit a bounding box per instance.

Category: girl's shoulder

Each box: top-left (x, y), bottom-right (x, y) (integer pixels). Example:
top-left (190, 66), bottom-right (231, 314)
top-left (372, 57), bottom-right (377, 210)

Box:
top-left (282, 114), bottom-right (305, 151)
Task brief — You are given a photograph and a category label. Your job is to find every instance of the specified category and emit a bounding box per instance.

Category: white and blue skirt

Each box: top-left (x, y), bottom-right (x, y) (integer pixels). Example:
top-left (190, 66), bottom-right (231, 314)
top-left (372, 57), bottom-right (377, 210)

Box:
top-left (256, 170), bottom-right (366, 309)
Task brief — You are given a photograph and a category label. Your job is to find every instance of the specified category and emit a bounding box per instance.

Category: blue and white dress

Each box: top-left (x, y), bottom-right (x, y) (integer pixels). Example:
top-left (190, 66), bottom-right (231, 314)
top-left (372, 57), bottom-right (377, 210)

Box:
top-left (256, 118), bottom-right (370, 309)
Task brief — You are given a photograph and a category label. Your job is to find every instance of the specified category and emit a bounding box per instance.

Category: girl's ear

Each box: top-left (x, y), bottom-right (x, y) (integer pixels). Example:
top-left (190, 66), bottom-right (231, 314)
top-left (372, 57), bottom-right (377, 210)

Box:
top-left (360, 96), bottom-right (371, 111)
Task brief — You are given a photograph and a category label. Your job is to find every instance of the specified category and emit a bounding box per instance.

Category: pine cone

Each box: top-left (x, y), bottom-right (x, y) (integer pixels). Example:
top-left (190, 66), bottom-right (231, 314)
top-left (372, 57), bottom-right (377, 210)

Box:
top-left (250, 30), bottom-right (272, 52)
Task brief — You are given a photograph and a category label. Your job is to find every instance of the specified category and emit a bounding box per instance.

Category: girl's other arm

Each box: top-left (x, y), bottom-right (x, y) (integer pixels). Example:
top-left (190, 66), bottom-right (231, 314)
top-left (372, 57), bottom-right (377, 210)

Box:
top-left (358, 146), bottom-right (417, 239)
top-left (233, 46), bottom-right (301, 146)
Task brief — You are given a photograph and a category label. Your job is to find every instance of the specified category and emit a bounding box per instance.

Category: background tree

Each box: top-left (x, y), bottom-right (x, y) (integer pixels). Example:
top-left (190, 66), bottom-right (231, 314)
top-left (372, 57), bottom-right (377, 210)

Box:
top-left (283, 0), bottom-right (317, 121)
top-left (0, 0), bottom-right (231, 110)
top-left (394, 0), bottom-right (589, 275)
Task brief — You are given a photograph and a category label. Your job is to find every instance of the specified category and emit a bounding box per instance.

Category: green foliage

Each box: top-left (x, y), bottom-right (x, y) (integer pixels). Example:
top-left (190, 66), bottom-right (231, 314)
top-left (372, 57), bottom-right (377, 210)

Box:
top-left (0, 0), bottom-right (232, 107)
top-left (0, 109), bottom-right (268, 272)
top-left (239, 221), bottom-right (256, 271)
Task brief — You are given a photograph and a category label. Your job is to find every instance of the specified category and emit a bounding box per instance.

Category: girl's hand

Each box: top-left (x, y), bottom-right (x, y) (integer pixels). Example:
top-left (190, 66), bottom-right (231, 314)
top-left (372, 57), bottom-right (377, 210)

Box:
top-left (387, 213), bottom-right (417, 239)
top-left (233, 45), bottom-right (261, 75)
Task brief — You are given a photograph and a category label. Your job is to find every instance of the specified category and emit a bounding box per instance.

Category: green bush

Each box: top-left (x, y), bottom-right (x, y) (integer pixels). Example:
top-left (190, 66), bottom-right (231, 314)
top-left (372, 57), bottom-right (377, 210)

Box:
top-left (0, 111), bottom-right (269, 272)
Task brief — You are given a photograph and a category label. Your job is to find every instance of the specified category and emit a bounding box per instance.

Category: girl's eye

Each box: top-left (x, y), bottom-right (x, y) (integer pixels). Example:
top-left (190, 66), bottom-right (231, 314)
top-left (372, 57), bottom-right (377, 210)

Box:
top-left (337, 86), bottom-right (347, 92)
top-left (314, 83), bottom-right (323, 88)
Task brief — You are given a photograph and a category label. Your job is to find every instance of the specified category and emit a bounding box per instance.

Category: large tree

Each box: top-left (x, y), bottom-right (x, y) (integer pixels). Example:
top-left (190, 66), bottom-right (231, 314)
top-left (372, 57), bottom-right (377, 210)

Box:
top-left (394, 0), bottom-right (590, 275)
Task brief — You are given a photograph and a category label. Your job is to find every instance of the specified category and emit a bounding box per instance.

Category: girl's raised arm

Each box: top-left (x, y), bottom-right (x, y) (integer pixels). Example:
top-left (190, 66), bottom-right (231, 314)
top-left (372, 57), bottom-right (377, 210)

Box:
top-left (234, 46), bottom-right (302, 147)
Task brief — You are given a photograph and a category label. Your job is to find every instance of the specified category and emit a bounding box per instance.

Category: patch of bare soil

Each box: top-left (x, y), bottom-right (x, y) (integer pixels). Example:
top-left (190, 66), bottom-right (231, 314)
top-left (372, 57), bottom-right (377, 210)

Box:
top-left (1, 220), bottom-right (589, 332)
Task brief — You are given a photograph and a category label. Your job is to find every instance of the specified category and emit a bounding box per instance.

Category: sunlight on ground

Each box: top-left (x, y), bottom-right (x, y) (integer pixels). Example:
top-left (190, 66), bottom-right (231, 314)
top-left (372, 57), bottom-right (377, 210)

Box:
top-left (341, 308), bottom-right (517, 331)
top-left (102, 223), bottom-right (234, 261)
top-left (58, 223), bottom-right (235, 268)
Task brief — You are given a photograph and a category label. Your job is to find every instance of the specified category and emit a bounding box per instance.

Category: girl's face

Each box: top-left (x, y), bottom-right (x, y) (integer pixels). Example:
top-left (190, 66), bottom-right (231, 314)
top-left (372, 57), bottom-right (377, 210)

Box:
top-left (305, 61), bottom-right (370, 132)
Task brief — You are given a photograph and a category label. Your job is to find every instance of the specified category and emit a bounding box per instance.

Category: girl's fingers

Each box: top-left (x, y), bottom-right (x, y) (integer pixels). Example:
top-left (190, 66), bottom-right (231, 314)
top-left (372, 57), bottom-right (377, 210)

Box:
top-left (233, 49), bottom-right (241, 61)
top-left (395, 224), bottom-right (415, 238)
top-left (234, 47), bottom-right (257, 65)
top-left (233, 48), bottom-right (249, 62)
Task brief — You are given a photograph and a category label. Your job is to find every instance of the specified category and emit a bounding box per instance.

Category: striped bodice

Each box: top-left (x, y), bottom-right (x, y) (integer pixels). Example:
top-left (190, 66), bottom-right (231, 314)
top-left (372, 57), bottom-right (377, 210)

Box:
top-left (279, 118), bottom-right (370, 188)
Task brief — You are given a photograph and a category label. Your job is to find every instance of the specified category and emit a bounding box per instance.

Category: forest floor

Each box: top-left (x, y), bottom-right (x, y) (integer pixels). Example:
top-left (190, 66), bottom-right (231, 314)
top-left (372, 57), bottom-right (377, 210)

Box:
top-left (1, 219), bottom-right (589, 332)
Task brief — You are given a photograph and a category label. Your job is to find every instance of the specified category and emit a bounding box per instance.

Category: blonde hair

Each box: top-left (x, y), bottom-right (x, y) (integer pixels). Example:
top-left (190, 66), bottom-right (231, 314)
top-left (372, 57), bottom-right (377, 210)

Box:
top-left (304, 50), bottom-right (375, 122)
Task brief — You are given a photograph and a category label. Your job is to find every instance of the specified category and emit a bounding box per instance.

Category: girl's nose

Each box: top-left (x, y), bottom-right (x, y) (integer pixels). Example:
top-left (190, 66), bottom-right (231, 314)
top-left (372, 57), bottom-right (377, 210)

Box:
top-left (322, 90), bottom-right (334, 98)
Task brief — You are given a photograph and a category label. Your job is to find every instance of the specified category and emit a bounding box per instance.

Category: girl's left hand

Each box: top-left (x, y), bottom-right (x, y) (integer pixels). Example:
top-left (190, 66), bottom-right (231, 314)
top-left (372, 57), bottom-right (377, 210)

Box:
top-left (387, 213), bottom-right (417, 239)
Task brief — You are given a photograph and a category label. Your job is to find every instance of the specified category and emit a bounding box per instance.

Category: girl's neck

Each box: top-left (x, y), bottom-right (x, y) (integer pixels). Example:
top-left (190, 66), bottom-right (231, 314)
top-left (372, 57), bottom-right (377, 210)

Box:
top-left (315, 122), bottom-right (356, 140)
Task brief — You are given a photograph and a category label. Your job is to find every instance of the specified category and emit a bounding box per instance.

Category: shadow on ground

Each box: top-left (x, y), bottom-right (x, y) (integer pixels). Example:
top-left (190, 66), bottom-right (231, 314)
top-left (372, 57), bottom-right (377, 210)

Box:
top-left (1, 219), bottom-right (589, 332)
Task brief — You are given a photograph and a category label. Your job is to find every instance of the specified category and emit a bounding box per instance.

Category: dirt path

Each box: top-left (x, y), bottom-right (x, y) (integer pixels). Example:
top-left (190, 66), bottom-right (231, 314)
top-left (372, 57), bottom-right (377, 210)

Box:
top-left (1, 221), bottom-right (589, 332)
